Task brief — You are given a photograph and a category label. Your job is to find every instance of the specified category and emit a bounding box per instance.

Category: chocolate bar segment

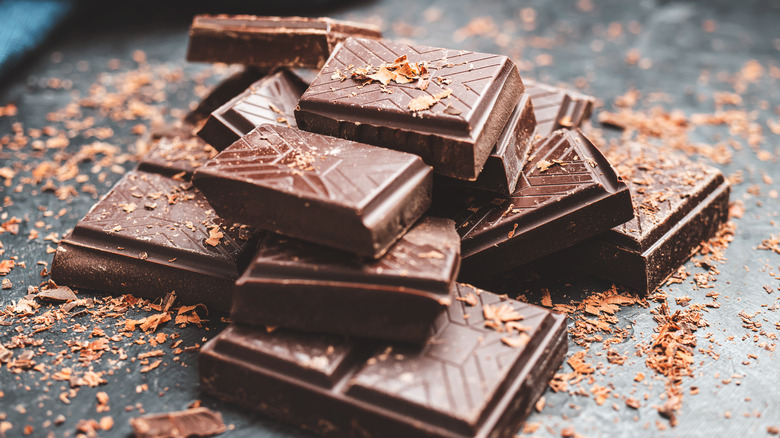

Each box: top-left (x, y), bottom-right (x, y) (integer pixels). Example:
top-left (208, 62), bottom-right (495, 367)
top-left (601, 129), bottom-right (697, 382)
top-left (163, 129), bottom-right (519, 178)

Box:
top-left (432, 129), bottom-right (633, 280)
top-left (200, 283), bottom-right (568, 438)
top-left (524, 79), bottom-right (595, 137)
top-left (184, 68), bottom-right (268, 125)
top-left (560, 143), bottom-right (730, 293)
top-left (186, 15), bottom-right (382, 69)
top-left (197, 69), bottom-right (308, 151)
top-left (232, 217), bottom-right (460, 344)
top-left (192, 124), bottom-right (432, 259)
top-left (295, 37), bottom-right (524, 181)
top-left (51, 171), bottom-right (259, 311)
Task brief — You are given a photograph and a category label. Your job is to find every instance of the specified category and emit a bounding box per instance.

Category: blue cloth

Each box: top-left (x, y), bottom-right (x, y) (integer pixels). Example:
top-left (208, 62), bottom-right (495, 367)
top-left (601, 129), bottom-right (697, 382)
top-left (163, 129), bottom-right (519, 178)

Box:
top-left (0, 0), bottom-right (73, 79)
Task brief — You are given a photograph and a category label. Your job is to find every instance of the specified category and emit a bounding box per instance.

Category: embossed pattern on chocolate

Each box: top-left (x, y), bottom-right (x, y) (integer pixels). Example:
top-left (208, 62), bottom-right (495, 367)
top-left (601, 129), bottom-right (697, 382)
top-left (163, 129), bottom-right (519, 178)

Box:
top-left (524, 79), bottom-right (595, 138)
top-left (295, 37), bottom-right (524, 180)
top-left (193, 124), bottom-right (432, 258)
top-left (197, 69), bottom-right (308, 151)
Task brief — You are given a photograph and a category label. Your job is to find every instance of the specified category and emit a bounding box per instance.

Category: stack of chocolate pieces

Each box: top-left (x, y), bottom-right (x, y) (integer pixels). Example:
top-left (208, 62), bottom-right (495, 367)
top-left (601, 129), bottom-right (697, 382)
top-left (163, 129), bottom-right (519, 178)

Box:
top-left (49, 14), bottom-right (731, 438)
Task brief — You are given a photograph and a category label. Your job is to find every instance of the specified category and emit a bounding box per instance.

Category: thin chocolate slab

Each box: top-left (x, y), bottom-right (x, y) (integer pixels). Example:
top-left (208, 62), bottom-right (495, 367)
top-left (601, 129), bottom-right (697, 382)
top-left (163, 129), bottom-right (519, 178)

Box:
top-left (438, 92), bottom-right (536, 195)
top-left (192, 124), bottom-right (432, 259)
top-left (186, 15), bottom-right (382, 69)
top-left (138, 134), bottom-right (217, 178)
top-left (197, 69), bottom-right (308, 151)
top-left (295, 37), bottom-right (524, 181)
top-left (232, 217), bottom-right (460, 344)
top-left (524, 79), bottom-right (595, 138)
top-left (200, 283), bottom-right (568, 438)
top-left (184, 67), bottom-right (268, 125)
top-left (51, 171), bottom-right (259, 312)
top-left (432, 129), bottom-right (633, 280)
top-left (560, 143), bottom-right (730, 293)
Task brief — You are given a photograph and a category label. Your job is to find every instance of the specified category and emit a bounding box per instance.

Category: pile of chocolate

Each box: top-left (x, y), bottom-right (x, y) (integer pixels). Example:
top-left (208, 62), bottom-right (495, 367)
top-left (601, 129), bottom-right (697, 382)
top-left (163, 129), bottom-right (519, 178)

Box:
top-left (50, 15), bottom-right (731, 438)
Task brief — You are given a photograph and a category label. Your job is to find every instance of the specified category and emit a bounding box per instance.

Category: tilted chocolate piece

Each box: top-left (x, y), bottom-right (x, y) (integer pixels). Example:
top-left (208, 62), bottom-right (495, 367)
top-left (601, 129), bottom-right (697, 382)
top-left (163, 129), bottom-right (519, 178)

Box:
top-left (193, 124), bottom-right (432, 259)
top-left (524, 79), bottom-right (595, 138)
top-left (432, 129), bottom-right (633, 280)
top-left (186, 15), bottom-right (382, 69)
top-left (51, 171), bottom-right (259, 312)
top-left (197, 69), bottom-right (308, 151)
top-left (437, 92), bottom-right (536, 195)
top-left (130, 407), bottom-right (226, 438)
top-left (232, 217), bottom-right (460, 344)
top-left (295, 37), bottom-right (524, 181)
top-left (184, 67), bottom-right (268, 125)
top-left (560, 143), bottom-right (729, 293)
top-left (200, 283), bottom-right (568, 438)
top-left (138, 134), bottom-right (217, 179)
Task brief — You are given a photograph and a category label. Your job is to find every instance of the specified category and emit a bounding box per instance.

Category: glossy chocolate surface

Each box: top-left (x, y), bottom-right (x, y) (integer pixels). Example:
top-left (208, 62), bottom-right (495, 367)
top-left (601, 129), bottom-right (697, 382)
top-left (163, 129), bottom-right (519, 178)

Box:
top-left (200, 283), bottom-right (568, 438)
top-left (295, 37), bottom-right (524, 180)
top-left (432, 129), bottom-right (633, 280)
top-left (231, 217), bottom-right (460, 343)
top-left (186, 15), bottom-right (382, 69)
top-left (138, 134), bottom-right (217, 178)
top-left (561, 143), bottom-right (730, 293)
top-left (524, 79), bottom-right (595, 138)
top-left (197, 69), bottom-right (308, 151)
top-left (193, 124), bottom-right (432, 258)
top-left (51, 171), bottom-right (258, 311)
top-left (184, 67), bottom-right (268, 125)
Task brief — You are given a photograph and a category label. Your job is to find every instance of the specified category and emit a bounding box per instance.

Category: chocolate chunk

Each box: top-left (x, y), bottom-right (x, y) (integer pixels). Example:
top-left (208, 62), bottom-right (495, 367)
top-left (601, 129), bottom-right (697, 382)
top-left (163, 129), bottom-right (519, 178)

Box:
top-left (138, 135), bottom-right (217, 179)
top-left (35, 286), bottom-right (77, 303)
top-left (51, 171), bottom-right (259, 312)
top-left (200, 283), bottom-right (568, 438)
top-left (560, 143), bottom-right (730, 293)
top-left (130, 407), bottom-right (226, 438)
top-left (432, 129), bottom-right (633, 280)
top-left (232, 217), bottom-right (460, 344)
top-left (524, 79), bottom-right (595, 138)
top-left (186, 15), bottom-right (382, 69)
top-left (295, 37), bottom-right (524, 181)
top-left (184, 67), bottom-right (268, 125)
top-left (197, 69), bottom-right (308, 151)
top-left (193, 124), bottom-right (432, 259)
top-left (437, 92), bottom-right (536, 195)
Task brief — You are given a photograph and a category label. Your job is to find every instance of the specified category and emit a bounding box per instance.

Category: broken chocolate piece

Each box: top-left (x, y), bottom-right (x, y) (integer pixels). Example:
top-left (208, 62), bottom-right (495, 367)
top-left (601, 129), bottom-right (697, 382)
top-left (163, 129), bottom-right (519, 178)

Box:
top-left (130, 407), bottom-right (226, 438)
top-left (232, 217), bottom-right (460, 344)
top-left (560, 143), bottom-right (730, 293)
top-left (51, 171), bottom-right (259, 312)
top-left (295, 37), bottom-right (525, 181)
top-left (184, 67), bottom-right (268, 125)
top-left (186, 15), bottom-right (382, 69)
top-left (193, 124), bottom-right (432, 259)
top-left (432, 129), bottom-right (633, 280)
top-left (197, 69), bottom-right (308, 151)
top-left (138, 135), bottom-right (217, 179)
top-left (200, 283), bottom-right (568, 438)
top-left (524, 79), bottom-right (595, 138)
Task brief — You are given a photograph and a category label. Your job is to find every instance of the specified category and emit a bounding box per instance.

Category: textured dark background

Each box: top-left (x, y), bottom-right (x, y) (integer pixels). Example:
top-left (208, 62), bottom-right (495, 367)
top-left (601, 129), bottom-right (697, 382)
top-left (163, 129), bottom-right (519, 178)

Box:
top-left (1, 0), bottom-right (779, 436)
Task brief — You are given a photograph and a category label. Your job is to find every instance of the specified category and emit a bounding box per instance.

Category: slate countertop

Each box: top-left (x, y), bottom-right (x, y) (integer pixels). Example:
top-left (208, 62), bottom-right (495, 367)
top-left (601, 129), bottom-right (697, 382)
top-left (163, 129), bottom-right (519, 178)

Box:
top-left (0, 1), bottom-right (778, 437)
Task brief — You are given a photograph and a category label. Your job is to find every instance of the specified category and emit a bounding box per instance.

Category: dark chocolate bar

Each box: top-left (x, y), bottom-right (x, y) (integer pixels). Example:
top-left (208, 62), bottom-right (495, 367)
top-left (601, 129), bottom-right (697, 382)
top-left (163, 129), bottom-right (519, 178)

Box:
top-left (186, 15), bottom-right (382, 69)
top-left (295, 37), bottom-right (524, 181)
top-left (432, 129), bottom-right (633, 280)
top-left (560, 143), bottom-right (730, 293)
top-left (193, 124), bottom-right (432, 259)
top-left (51, 171), bottom-right (259, 312)
top-left (138, 134), bottom-right (217, 178)
top-left (200, 283), bottom-right (568, 438)
top-left (231, 217), bottom-right (460, 344)
top-left (437, 92), bottom-right (535, 195)
top-left (184, 68), bottom-right (268, 125)
top-left (524, 79), bottom-right (595, 138)
top-left (197, 69), bottom-right (308, 151)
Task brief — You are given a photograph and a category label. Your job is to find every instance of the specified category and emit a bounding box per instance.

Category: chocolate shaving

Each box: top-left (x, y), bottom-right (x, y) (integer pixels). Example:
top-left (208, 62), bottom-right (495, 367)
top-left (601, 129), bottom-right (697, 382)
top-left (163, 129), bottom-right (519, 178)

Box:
top-left (130, 407), bottom-right (226, 438)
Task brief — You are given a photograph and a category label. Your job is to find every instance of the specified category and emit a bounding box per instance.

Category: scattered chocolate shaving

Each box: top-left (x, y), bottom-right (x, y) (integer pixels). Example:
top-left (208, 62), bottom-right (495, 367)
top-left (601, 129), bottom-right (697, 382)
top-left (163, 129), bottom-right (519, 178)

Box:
top-left (35, 286), bottom-right (77, 302)
top-left (129, 407), bottom-right (226, 438)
